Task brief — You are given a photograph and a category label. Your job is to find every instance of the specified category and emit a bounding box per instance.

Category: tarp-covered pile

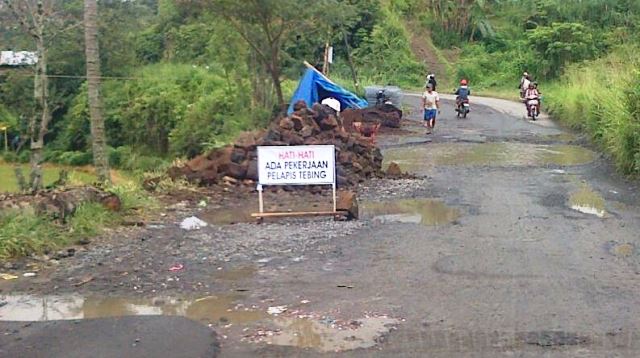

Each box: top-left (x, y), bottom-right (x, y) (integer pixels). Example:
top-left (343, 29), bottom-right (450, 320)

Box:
top-left (287, 68), bottom-right (368, 115)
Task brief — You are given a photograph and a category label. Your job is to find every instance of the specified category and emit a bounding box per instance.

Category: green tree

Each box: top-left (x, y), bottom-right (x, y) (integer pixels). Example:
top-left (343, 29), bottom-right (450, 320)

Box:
top-left (210, 0), bottom-right (356, 111)
top-left (527, 22), bottom-right (597, 77)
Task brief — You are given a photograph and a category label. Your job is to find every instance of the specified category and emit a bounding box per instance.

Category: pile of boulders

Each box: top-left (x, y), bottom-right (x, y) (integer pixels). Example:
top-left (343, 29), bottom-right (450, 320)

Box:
top-left (341, 104), bottom-right (403, 130)
top-left (170, 101), bottom-right (384, 187)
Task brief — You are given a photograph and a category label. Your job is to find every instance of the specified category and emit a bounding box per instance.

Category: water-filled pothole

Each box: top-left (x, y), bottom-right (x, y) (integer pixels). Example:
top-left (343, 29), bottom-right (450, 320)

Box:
top-left (258, 316), bottom-right (398, 352)
top-left (383, 143), bottom-right (596, 173)
top-left (0, 294), bottom-right (399, 352)
top-left (361, 199), bottom-right (460, 226)
top-left (213, 265), bottom-right (257, 281)
top-left (0, 293), bottom-right (264, 323)
top-left (568, 184), bottom-right (606, 217)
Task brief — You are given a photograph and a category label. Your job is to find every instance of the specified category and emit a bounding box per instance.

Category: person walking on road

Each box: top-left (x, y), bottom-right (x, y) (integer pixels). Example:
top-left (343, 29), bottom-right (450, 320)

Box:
top-left (422, 83), bottom-right (440, 135)
top-left (519, 72), bottom-right (531, 99)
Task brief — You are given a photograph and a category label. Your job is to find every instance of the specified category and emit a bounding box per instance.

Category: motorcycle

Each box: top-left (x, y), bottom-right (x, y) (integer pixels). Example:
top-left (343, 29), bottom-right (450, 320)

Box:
top-left (456, 99), bottom-right (470, 118)
top-left (526, 97), bottom-right (540, 120)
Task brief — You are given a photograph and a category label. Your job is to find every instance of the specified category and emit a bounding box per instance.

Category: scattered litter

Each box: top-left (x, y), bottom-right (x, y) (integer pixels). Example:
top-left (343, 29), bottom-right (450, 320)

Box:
top-left (169, 264), bottom-right (184, 272)
top-left (291, 256), bottom-right (305, 262)
top-left (267, 306), bottom-right (288, 315)
top-left (198, 200), bottom-right (207, 207)
top-left (179, 216), bottom-right (208, 230)
top-left (610, 190), bottom-right (619, 194)
top-left (550, 169), bottom-right (566, 174)
top-left (0, 273), bottom-right (18, 280)
top-left (300, 300), bottom-right (310, 304)
top-left (74, 275), bottom-right (94, 287)
top-left (22, 272), bottom-right (36, 277)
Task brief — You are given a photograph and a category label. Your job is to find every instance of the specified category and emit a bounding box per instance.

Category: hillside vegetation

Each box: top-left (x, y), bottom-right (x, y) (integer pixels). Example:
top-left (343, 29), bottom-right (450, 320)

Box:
top-left (1, 0), bottom-right (639, 174)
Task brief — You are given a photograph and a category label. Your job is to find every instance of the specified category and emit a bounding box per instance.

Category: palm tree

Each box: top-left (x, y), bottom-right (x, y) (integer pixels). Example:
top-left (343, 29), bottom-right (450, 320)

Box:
top-left (84, 0), bottom-right (110, 184)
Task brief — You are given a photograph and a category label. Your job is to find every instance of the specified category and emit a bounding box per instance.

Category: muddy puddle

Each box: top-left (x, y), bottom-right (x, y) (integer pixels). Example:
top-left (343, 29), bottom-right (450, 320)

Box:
top-left (568, 184), bottom-right (606, 217)
top-left (199, 207), bottom-right (254, 225)
top-left (0, 293), bottom-right (265, 323)
top-left (605, 242), bottom-right (636, 257)
top-left (199, 199), bottom-right (332, 225)
top-left (213, 265), bottom-right (257, 280)
top-left (257, 316), bottom-right (398, 352)
top-left (384, 143), bottom-right (596, 172)
top-left (0, 294), bottom-right (398, 353)
top-left (361, 199), bottom-right (460, 226)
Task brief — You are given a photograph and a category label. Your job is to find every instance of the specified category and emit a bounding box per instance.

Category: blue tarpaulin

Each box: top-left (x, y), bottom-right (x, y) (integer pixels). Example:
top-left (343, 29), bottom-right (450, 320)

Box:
top-left (287, 68), bottom-right (368, 115)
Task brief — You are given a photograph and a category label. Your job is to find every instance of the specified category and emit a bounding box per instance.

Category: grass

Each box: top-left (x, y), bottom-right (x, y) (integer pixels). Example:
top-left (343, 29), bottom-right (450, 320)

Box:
top-left (0, 178), bottom-right (157, 260)
top-left (0, 159), bottom-right (132, 193)
top-left (543, 47), bottom-right (640, 175)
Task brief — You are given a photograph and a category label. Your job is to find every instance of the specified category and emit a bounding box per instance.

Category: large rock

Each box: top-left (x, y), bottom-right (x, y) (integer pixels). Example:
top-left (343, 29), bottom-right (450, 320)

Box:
top-left (337, 190), bottom-right (358, 220)
top-left (185, 156), bottom-right (216, 172)
top-left (246, 159), bottom-right (259, 181)
top-left (386, 162), bottom-right (403, 177)
top-left (319, 115), bottom-right (339, 131)
top-left (219, 162), bottom-right (247, 178)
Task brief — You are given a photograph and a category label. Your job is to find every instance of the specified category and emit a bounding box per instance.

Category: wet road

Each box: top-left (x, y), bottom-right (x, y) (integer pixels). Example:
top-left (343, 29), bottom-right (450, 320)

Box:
top-left (3, 95), bottom-right (640, 357)
top-left (249, 95), bottom-right (640, 357)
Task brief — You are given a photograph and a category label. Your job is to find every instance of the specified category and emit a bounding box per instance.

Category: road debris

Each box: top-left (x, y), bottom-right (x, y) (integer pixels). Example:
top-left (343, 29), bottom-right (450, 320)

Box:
top-left (267, 306), bottom-right (288, 315)
top-left (0, 273), bottom-right (18, 280)
top-left (168, 264), bottom-right (185, 272)
top-left (179, 216), bottom-right (208, 230)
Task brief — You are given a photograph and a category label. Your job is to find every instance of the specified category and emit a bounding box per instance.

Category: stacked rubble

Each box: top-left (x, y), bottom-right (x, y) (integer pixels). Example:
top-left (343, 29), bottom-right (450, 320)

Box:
top-left (341, 104), bottom-right (403, 131)
top-left (170, 101), bottom-right (383, 187)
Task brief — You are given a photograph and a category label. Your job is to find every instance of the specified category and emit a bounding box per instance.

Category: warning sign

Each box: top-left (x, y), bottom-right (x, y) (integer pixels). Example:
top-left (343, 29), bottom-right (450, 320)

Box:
top-left (257, 145), bottom-right (335, 185)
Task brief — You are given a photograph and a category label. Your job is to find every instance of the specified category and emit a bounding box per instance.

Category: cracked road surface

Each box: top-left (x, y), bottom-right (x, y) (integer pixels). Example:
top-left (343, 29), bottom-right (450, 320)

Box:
top-left (2, 94), bottom-right (640, 357)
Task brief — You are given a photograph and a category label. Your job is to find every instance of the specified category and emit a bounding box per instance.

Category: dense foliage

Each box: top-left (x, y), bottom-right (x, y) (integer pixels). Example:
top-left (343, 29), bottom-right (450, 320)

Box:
top-left (1, 0), bottom-right (639, 174)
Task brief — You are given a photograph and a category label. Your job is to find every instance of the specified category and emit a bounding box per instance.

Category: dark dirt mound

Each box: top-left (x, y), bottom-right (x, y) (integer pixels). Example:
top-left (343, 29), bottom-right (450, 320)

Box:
top-left (170, 101), bottom-right (384, 187)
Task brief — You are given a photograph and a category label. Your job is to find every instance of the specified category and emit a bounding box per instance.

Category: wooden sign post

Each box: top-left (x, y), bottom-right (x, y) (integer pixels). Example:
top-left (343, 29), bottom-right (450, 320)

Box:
top-left (252, 145), bottom-right (344, 220)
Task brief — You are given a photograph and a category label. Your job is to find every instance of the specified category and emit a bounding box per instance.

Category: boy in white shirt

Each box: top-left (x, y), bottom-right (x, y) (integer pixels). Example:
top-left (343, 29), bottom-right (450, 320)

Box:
top-left (422, 83), bottom-right (440, 134)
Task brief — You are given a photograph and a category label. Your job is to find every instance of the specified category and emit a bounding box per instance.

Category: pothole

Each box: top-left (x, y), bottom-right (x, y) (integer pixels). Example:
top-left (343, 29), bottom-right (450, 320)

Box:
top-left (605, 242), bottom-right (636, 257)
top-left (247, 315), bottom-right (398, 352)
top-left (518, 330), bottom-right (588, 347)
top-left (383, 143), bottom-right (596, 173)
top-left (0, 293), bottom-right (265, 324)
top-left (361, 198), bottom-right (460, 226)
top-left (568, 184), bottom-right (606, 217)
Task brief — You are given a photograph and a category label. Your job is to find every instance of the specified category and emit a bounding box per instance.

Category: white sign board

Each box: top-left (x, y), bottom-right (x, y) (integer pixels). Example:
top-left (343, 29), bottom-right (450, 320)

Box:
top-left (257, 145), bottom-right (335, 186)
top-left (0, 51), bottom-right (38, 66)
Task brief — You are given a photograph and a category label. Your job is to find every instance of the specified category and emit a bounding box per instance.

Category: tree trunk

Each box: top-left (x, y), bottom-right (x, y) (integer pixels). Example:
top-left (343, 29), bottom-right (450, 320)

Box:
top-left (268, 45), bottom-right (286, 113)
top-left (342, 30), bottom-right (360, 93)
top-left (84, 0), bottom-right (111, 184)
top-left (30, 35), bottom-right (49, 192)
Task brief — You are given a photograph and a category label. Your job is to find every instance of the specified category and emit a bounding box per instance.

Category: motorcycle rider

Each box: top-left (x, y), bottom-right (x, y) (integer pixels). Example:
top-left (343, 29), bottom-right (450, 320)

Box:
top-left (376, 89), bottom-right (388, 106)
top-left (455, 79), bottom-right (471, 112)
top-left (524, 82), bottom-right (541, 117)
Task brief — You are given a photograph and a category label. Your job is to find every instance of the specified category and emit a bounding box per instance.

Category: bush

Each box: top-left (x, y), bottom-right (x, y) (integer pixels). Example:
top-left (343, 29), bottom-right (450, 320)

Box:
top-left (108, 146), bottom-right (132, 168)
top-left (57, 151), bottom-right (93, 166)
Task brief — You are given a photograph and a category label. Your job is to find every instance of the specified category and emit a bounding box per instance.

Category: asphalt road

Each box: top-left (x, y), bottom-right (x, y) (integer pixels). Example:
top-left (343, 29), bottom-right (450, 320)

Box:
top-left (2, 95), bottom-right (640, 357)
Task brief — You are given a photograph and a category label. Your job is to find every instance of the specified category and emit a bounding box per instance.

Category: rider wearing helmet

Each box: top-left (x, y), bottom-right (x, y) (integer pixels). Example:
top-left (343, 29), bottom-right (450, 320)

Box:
top-left (455, 79), bottom-right (471, 111)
